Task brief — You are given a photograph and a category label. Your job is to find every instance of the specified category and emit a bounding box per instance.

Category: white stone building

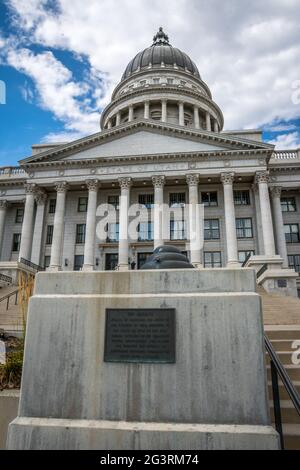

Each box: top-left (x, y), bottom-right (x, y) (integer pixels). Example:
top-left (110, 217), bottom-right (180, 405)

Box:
top-left (0, 29), bottom-right (299, 296)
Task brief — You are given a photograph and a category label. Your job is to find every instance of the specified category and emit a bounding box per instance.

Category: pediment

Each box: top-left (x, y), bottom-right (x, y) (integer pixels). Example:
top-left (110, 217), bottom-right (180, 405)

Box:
top-left (20, 120), bottom-right (273, 166)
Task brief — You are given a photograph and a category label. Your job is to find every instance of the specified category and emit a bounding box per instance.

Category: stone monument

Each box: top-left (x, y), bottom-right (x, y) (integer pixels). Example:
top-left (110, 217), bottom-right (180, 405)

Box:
top-left (7, 252), bottom-right (279, 449)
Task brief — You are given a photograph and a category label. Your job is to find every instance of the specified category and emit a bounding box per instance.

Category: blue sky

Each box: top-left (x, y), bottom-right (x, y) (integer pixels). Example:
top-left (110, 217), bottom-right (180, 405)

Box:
top-left (0, 0), bottom-right (300, 166)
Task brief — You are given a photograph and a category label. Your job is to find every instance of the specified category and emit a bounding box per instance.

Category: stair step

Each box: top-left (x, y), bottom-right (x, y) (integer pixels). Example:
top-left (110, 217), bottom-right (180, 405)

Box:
top-left (281, 424), bottom-right (300, 450)
top-left (267, 365), bottom-right (300, 382)
top-left (265, 327), bottom-right (300, 340)
top-left (266, 351), bottom-right (300, 366)
top-left (268, 339), bottom-right (299, 351)
top-left (270, 400), bottom-right (300, 424)
top-left (268, 381), bottom-right (300, 400)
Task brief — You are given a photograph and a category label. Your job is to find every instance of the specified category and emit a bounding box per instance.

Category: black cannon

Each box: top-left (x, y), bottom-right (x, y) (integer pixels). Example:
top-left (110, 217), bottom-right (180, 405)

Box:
top-left (141, 245), bottom-right (194, 270)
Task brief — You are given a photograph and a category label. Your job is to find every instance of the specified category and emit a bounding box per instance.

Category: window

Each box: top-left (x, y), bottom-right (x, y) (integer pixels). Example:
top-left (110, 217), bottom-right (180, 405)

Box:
top-left (49, 199), bottom-right (56, 214)
top-left (288, 255), bottom-right (300, 273)
top-left (284, 224), bottom-right (300, 243)
top-left (105, 253), bottom-right (118, 271)
top-left (167, 78), bottom-right (174, 85)
top-left (281, 197), bottom-right (296, 212)
top-left (12, 233), bottom-right (21, 252)
top-left (15, 208), bottom-right (24, 224)
top-left (74, 255), bottom-right (84, 271)
top-left (236, 218), bottom-right (253, 239)
top-left (204, 219), bottom-right (220, 240)
top-left (78, 197), bottom-right (88, 213)
top-left (44, 256), bottom-right (51, 268)
top-left (137, 253), bottom-right (151, 269)
top-left (169, 193), bottom-right (186, 208)
top-left (46, 225), bottom-right (54, 245)
top-left (107, 223), bottom-right (119, 242)
top-left (153, 78), bottom-right (160, 84)
top-left (204, 252), bottom-right (222, 268)
top-left (170, 220), bottom-right (186, 240)
top-left (76, 224), bottom-right (86, 244)
top-left (201, 192), bottom-right (218, 207)
top-left (138, 194), bottom-right (154, 209)
top-left (108, 195), bottom-right (119, 210)
top-left (234, 190), bottom-right (250, 206)
top-left (238, 251), bottom-right (255, 264)
top-left (138, 222), bottom-right (154, 241)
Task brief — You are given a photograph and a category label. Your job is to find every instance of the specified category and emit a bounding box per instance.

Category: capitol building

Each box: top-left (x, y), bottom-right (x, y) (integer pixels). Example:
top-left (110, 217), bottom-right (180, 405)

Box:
top-left (0, 28), bottom-right (299, 295)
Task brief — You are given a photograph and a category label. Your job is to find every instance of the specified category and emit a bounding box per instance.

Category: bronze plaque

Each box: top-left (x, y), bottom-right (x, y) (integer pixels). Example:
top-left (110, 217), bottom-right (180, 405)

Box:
top-left (104, 308), bottom-right (176, 363)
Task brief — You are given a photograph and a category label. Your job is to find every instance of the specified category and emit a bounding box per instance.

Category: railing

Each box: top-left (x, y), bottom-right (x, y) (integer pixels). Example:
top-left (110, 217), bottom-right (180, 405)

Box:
top-left (256, 263), bottom-right (268, 279)
top-left (241, 252), bottom-right (252, 268)
top-left (0, 273), bottom-right (13, 284)
top-left (19, 258), bottom-right (45, 273)
top-left (272, 150), bottom-right (300, 161)
top-left (265, 335), bottom-right (300, 450)
top-left (0, 288), bottom-right (19, 310)
top-left (0, 167), bottom-right (26, 177)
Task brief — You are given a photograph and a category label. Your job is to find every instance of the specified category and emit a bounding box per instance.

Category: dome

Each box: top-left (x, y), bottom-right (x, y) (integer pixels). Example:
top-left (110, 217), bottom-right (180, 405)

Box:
top-left (121, 28), bottom-right (201, 81)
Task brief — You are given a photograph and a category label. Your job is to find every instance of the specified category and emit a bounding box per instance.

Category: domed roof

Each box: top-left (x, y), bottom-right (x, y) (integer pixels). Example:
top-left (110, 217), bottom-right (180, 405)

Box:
top-left (121, 28), bottom-right (201, 81)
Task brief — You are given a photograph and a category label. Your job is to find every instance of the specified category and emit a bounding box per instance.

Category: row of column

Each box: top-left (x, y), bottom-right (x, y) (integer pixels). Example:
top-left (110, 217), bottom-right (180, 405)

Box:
top-left (107, 101), bottom-right (219, 132)
top-left (0, 171), bottom-right (289, 270)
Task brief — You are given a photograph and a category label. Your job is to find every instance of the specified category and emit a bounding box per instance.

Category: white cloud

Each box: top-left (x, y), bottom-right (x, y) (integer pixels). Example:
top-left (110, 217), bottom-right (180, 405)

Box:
top-left (3, 0), bottom-right (300, 140)
top-left (268, 131), bottom-right (300, 149)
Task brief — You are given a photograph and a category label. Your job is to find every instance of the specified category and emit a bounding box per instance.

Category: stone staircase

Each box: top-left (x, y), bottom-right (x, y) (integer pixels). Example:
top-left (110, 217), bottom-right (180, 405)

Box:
top-left (265, 325), bottom-right (300, 450)
top-left (0, 285), bottom-right (23, 335)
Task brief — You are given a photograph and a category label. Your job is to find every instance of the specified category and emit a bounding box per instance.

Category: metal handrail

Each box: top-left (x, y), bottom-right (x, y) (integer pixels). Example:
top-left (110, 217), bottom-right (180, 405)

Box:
top-left (241, 252), bottom-right (251, 268)
top-left (257, 263), bottom-right (268, 279)
top-left (19, 258), bottom-right (45, 272)
top-left (0, 273), bottom-right (13, 284)
top-left (0, 288), bottom-right (19, 310)
top-left (265, 335), bottom-right (300, 450)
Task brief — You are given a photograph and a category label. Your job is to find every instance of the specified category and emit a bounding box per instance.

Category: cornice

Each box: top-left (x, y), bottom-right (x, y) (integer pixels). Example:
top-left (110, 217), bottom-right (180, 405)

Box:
top-left (19, 120), bottom-right (274, 166)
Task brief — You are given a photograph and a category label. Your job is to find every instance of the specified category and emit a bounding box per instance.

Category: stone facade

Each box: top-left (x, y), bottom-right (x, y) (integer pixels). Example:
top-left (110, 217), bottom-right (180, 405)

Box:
top-left (0, 31), bottom-right (299, 294)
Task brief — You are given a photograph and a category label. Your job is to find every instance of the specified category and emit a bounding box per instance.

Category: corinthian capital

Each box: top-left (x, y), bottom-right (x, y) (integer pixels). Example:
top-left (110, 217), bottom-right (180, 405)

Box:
top-left (118, 177), bottom-right (132, 190)
top-left (86, 179), bottom-right (100, 192)
top-left (221, 172), bottom-right (235, 185)
top-left (0, 200), bottom-right (8, 209)
top-left (35, 190), bottom-right (47, 206)
top-left (255, 171), bottom-right (270, 185)
top-left (270, 186), bottom-right (282, 198)
top-left (55, 181), bottom-right (69, 194)
top-left (24, 183), bottom-right (38, 195)
top-left (152, 175), bottom-right (165, 189)
top-left (186, 174), bottom-right (199, 187)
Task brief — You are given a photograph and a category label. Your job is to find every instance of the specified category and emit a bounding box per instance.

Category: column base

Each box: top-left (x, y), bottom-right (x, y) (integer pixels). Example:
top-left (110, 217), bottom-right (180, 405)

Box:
top-left (47, 266), bottom-right (62, 272)
top-left (118, 264), bottom-right (129, 272)
top-left (82, 264), bottom-right (94, 272)
top-left (226, 261), bottom-right (241, 268)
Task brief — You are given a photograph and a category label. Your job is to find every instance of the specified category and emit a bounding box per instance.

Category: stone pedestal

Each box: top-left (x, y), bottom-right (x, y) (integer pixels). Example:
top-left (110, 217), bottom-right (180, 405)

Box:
top-left (7, 269), bottom-right (279, 450)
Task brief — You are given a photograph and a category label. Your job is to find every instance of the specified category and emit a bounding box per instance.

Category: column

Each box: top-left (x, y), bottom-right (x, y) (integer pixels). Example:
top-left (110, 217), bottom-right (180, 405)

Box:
top-left (19, 184), bottom-right (37, 261)
top-left (178, 101), bottom-right (184, 126)
top-left (0, 200), bottom-right (8, 258)
top-left (161, 100), bottom-right (167, 123)
top-left (116, 112), bottom-right (121, 126)
top-left (221, 173), bottom-right (239, 267)
top-left (144, 101), bottom-right (150, 119)
top-left (186, 174), bottom-right (203, 268)
top-left (31, 190), bottom-right (47, 266)
top-left (270, 186), bottom-right (288, 266)
top-left (214, 120), bottom-right (219, 133)
top-left (194, 106), bottom-right (200, 129)
top-left (128, 105), bottom-right (134, 122)
top-left (255, 172), bottom-right (276, 256)
top-left (49, 182), bottom-right (68, 271)
top-left (206, 112), bottom-right (211, 132)
top-left (83, 180), bottom-right (100, 271)
top-left (152, 176), bottom-right (165, 249)
top-left (107, 120), bottom-right (112, 129)
top-left (118, 178), bottom-right (132, 271)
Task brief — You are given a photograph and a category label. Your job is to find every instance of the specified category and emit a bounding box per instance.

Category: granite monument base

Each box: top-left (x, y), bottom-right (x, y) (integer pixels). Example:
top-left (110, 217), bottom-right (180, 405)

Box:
top-left (7, 269), bottom-right (279, 450)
